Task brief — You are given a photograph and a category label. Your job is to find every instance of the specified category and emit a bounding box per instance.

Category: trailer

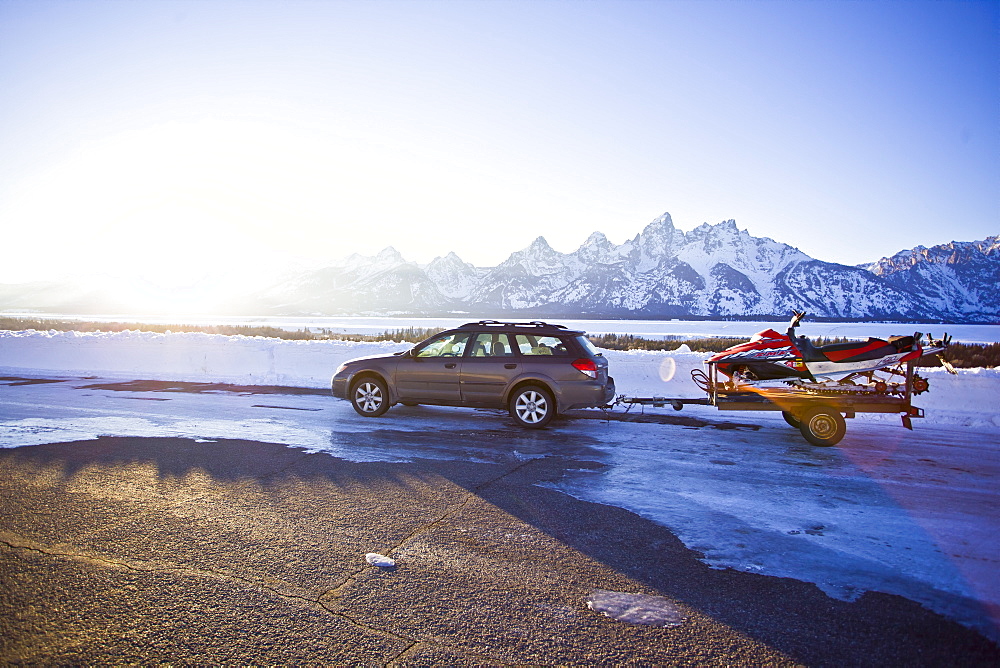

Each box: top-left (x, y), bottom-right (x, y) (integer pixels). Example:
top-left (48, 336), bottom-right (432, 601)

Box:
top-left (618, 358), bottom-right (929, 447)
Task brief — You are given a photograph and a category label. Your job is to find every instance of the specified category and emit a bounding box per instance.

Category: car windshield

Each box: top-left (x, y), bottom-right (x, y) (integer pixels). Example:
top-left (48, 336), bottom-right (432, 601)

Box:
top-left (415, 332), bottom-right (471, 357)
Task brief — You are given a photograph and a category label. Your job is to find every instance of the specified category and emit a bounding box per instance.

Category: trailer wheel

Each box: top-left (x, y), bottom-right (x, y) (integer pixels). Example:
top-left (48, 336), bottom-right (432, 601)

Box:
top-left (798, 406), bottom-right (846, 447)
top-left (782, 411), bottom-right (801, 428)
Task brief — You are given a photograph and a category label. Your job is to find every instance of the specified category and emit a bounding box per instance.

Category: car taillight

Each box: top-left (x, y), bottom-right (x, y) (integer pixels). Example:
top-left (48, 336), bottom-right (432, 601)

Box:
top-left (571, 358), bottom-right (598, 378)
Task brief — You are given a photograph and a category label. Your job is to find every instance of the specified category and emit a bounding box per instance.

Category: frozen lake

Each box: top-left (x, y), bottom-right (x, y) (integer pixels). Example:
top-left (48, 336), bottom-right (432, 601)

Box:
top-left (4, 313), bottom-right (999, 344)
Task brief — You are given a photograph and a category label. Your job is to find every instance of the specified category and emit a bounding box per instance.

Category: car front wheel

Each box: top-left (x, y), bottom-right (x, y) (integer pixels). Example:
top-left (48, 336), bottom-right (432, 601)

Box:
top-left (509, 385), bottom-right (555, 428)
top-left (351, 377), bottom-right (390, 417)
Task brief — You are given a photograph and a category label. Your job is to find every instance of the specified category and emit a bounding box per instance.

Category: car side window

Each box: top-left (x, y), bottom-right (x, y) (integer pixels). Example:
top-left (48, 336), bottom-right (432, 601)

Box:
top-left (415, 332), bottom-right (471, 358)
top-left (515, 334), bottom-right (570, 356)
top-left (469, 333), bottom-right (515, 357)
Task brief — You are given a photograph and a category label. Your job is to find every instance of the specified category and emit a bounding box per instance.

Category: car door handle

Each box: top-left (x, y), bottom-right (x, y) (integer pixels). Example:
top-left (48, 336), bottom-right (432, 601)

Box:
top-left (445, 363), bottom-right (457, 369)
top-left (504, 363), bottom-right (517, 369)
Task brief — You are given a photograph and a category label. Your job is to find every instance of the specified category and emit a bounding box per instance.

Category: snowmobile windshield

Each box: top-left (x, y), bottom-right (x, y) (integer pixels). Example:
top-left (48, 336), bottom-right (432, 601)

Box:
top-left (749, 329), bottom-right (784, 342)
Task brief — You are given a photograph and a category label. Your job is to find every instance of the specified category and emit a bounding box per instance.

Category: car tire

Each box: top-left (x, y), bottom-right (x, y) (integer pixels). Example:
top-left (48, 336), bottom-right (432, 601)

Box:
top-left (798, 405), bottom-right (845, 446)
top-left (350, 377), bottom-right (390, 417)
top-left (509, 385), bottom-right (555, 428)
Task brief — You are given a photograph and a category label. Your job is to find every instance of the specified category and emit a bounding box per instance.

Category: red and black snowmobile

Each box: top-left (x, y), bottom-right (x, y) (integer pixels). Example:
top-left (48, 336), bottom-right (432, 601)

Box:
top-left (707, 312), bottom-right (952, 395)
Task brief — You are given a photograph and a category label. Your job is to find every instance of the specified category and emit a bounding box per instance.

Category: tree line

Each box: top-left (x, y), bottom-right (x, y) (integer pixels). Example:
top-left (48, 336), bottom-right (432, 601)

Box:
top-left (1, 317), bottom-right (995, 368)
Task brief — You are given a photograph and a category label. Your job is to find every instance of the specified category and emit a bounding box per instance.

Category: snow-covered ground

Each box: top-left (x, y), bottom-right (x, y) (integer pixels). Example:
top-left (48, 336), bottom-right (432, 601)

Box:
top-left (2, 328), bottom-right (998, 427)
top-left (1, 328), bottom-right (998, 640)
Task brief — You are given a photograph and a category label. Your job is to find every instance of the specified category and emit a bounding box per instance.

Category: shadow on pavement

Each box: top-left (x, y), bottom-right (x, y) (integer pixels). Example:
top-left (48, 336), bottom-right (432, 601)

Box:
top-left (1, 434), bottom-right (997, 665)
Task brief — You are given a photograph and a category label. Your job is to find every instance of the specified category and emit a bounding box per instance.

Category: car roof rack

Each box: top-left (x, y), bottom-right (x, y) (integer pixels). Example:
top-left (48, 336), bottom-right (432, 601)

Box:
top-left (459, 320), bottom-right (569, 330)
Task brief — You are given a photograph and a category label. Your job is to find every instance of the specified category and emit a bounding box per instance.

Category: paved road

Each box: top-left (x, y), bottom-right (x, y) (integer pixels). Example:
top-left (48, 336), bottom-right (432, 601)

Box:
top-left (1, 377), bottom-right (998, 664)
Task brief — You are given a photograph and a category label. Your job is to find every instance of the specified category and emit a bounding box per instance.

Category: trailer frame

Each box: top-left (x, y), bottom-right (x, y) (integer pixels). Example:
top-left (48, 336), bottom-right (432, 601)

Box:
top-left (618, 359), bottom-right (927, 446)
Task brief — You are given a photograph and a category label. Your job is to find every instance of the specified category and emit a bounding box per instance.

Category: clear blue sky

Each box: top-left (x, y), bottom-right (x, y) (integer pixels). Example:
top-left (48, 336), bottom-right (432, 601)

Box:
top-left (1, 0), bottom-right (997, 288)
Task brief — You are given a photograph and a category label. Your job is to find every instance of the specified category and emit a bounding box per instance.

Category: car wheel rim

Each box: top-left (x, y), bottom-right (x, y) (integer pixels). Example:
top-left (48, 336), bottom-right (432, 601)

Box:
top-left (516, 391), bottom-right (547, 423)
top-left (356, 382), bottom-right (383, 413)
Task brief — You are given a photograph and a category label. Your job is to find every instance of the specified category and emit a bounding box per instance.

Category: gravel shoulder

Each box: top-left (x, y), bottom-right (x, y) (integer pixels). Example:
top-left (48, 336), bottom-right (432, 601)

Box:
top-left (1, 435), bottom-right (997, 665)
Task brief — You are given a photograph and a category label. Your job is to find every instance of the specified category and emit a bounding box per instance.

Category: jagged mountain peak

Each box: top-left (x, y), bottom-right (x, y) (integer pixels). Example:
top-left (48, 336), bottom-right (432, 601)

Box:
top-left (637, 212), bottom-right (679, 241)
top-left (866, 235), bottom-right (1000, 275)
top-left (529, 235), bottom-right (553, 250)
top-left (500, 235), bottom-right (565, 265)
top-left (581, 231), bottom-right (610, 247)
top-left (648, 211), bottom-right (675, 227)
top-left (375, 246), bottom-right (406, 262)
top-left (631, 212), bottom-right (687, 272)
top-left (428, 250), bottom-right (467, 266)
top-left (338, 252), bottom-right (364, 266)
top-left (855, 236), bottom-right (1000, 320)
top-left (690, 219), bottom-right (739, 236)
top-left (425, 251), bottom-right (479, 301)
top-left (334, 246), bottom-right (408, 270)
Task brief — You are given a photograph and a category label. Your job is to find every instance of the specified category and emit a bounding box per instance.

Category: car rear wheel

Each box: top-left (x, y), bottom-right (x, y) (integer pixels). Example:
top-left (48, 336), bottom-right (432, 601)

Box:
top-left (351, 377), bottom-right (390, 417)
top-left (509, 385), bottom-right (554, 428)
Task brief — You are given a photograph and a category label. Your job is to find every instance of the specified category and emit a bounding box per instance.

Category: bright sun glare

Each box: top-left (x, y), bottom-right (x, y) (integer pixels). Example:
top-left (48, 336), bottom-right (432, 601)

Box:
top-left (5, 114), bottom-right (551, 309)
top-left (8, 119), bottom-right (390, 299)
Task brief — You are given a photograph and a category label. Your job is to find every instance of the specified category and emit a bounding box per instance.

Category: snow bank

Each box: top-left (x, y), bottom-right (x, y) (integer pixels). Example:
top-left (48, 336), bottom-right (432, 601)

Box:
top-left (0, 329), bottom-right (408, 388)
top-left (1, 329), bottom-right (998, 427)
top-left (0, 329), bottom-right (708, 394)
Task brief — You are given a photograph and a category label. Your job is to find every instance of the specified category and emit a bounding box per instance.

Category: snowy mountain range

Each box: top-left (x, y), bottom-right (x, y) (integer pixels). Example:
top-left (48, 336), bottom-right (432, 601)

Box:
top-left (860, 237), bottom-right (1000, 322)
top-left (3, 213), bottom-right (997, 322)
top-left (256, 213), bottom-right (999, 322)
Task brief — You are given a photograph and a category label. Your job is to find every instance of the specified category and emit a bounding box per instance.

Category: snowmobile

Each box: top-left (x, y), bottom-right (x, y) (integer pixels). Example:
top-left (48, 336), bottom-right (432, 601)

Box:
top-left (706, 312), bottom-right (954, 396)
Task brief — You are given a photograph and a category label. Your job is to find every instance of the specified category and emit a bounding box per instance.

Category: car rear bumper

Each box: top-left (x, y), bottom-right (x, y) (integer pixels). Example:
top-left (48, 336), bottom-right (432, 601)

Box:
top-left (560, 376), bottom-right (616, 410)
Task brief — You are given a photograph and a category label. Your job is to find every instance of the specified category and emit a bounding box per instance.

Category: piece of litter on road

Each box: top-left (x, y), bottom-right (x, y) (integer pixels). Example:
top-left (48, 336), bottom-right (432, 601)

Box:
top-left (586, 589), bottom-right (686, 627)
top-left (365, 552), bottom-right (396, 568)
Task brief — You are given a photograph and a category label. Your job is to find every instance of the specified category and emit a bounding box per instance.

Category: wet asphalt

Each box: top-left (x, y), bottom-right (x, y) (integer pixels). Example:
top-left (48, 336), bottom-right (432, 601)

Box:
top-left (2, 428), bottom-right (998, 666)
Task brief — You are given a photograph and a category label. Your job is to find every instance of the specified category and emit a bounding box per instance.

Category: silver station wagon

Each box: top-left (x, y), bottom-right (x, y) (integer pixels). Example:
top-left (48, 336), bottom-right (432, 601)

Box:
top-left (331, 320), bottom-right (615, 428)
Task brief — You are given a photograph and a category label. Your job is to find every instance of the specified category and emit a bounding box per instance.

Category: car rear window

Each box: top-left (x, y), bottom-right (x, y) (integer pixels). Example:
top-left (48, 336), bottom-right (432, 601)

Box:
top-left (575, 335), bottom-right (602, 357)
top-left (515, 334), bottom-right (570, 356)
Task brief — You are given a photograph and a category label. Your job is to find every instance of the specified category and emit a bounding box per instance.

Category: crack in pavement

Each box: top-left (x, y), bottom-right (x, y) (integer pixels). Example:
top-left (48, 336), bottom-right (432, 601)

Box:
top-left (394, 456), bottom-right (543, 548)
top-left (2, 502), bottom-right (514, 667)
top-left (0, 535), bottom-right (421, 655)
top-left (319, 456), bottom-right (544, 605)
top-left (0, 534), bottom-right (318, 603)
top-left (1, 451), bottom-right (549, 665)
top-left (312, 457), bottom-right (549, 665)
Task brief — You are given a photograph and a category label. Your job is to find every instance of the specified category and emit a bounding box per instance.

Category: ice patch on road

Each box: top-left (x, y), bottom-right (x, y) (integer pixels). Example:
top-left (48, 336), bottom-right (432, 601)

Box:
top-left (550, 413), bottom-right (1000, 641)
top-left (587, 589), bottom-right (686, 627)
top-left (0, 412), bottom-right (448, 463)
top-left (365, 553), bottom-right (396, 569)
